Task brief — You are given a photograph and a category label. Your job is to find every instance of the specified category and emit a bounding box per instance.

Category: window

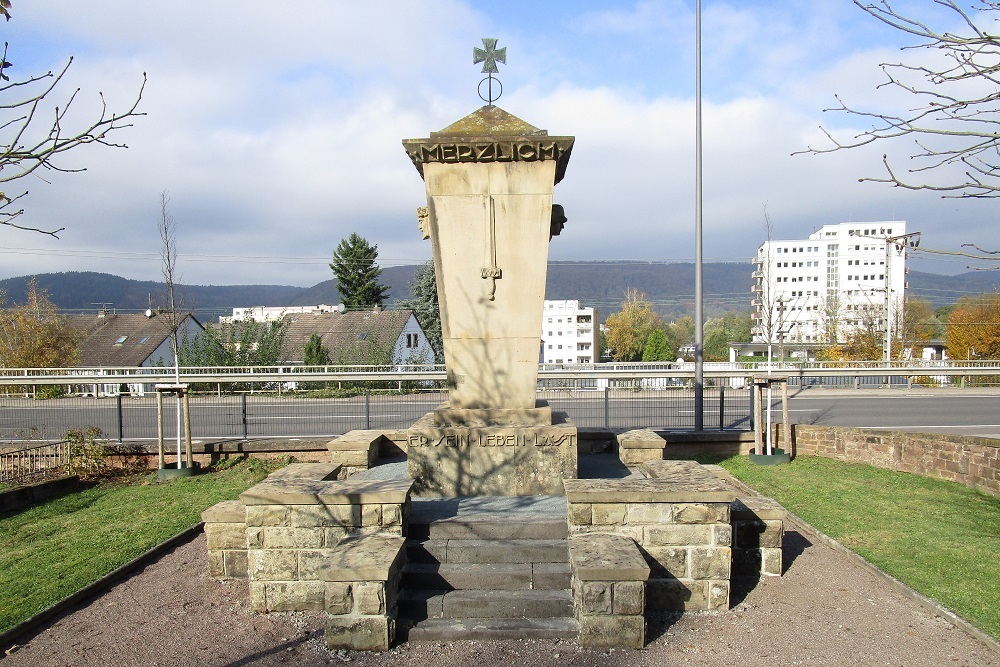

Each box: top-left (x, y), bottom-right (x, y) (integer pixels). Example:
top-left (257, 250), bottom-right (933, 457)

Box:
top-left (138, 337), bottom-right (149, 345)
top-left (406, 333), bottom-right (419, 348)
top-left (114, 336), bottom-right (128, 345)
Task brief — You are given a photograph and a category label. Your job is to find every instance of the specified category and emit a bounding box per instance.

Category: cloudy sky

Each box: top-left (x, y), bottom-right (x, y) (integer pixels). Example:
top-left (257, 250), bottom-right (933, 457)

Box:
top-left (2, 0), bottom-right (996, 288)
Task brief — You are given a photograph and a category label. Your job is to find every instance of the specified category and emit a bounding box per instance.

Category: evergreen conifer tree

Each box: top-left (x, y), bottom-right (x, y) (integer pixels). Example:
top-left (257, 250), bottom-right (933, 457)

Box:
top-left (329, 233), bottom-right (390, 309)
top-left (398, 260), bottom-right (442, 361)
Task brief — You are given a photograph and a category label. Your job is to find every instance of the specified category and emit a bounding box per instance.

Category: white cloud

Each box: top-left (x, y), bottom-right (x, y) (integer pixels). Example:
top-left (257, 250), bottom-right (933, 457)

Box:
top-left (0, 0), bottom-right (991, 292)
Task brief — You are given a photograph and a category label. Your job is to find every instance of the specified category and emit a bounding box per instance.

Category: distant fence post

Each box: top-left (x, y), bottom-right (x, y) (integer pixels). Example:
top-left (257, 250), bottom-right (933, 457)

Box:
top-left (603, 387), bottom-right (610, 430)
top-left (365, 390), bottom-right (371, 430)
top-left (116, 394), bottom-right (124, 443)
top-left (241, 393), bottom-right (249, 441)
top-left (718, 385), bottom-right (725, 431)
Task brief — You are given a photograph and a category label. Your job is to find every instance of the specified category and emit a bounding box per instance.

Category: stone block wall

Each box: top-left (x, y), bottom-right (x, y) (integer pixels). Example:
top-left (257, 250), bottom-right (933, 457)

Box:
top-left (564, 461), bottom-right (737, 612)
top-left (203, 463), bottom-right (413, 652)
top-left (617, 429), bottom-right (666, 465)
top-left (327, 430), bottom-right (386, 477)
top-left (731, 496), bottom-right (785, 577)
top-left (569, 533), bottom-right (649, 649)
top-left (202, 499), bottom-right (249, 578)
top-left (783, 425), bottom-right (1000, 496)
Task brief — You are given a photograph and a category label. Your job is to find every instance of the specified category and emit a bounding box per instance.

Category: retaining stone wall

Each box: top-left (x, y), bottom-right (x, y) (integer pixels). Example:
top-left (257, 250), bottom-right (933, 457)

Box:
top-left (783, 425), bottom-right (1000, 496)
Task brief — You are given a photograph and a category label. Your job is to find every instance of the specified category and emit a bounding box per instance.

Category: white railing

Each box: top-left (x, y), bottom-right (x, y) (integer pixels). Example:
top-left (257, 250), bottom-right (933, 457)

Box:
top-left (0, 359), bottom-right (997, 388)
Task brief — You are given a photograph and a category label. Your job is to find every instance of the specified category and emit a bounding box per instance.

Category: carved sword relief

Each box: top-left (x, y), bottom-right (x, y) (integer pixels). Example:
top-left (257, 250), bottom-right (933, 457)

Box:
top-left (481, 195), bottom-right (502, 301)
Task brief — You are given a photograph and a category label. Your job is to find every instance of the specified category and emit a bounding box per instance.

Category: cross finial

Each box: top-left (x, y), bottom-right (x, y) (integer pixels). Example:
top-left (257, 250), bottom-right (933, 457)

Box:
top-left (473, 38), bottom-right (506, 74)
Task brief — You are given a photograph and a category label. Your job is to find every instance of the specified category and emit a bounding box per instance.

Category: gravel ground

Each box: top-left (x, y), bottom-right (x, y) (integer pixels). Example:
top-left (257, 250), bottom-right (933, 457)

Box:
top-left (2, 527), bottom-right (996, 667)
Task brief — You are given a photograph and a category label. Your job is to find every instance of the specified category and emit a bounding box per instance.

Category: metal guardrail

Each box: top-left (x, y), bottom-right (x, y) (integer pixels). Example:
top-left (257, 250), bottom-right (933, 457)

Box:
top-left (0, 440), bottom-right (72, 484)
top-left (0, 360), bottom-right (999, 387)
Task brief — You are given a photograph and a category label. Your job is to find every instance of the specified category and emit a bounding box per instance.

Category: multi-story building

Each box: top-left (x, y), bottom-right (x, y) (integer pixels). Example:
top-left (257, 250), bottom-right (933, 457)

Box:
top-left (752, 221), bottom-right (911, 349)
top-left (541, 300), bottom-right (599, 364)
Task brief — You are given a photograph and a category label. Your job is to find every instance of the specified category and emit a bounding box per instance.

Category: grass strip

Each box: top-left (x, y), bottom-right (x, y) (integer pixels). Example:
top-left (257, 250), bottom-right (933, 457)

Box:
top-left (716, 455), bottom-right (1000, 640)
top-left (0, 457), bottom-right (280, 635)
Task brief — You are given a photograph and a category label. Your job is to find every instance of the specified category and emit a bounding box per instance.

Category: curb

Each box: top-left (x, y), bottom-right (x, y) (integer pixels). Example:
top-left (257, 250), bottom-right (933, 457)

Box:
top-left (718, 471), bottom-right (1000, 655)
top-left (0, 522), bottom-right (204, 654)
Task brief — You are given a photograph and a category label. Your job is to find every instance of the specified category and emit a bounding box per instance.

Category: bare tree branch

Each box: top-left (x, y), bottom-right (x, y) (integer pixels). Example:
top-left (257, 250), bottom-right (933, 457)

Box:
top-left (795, 1), bottom-right (1000, 198)
top-left (0, 6), bottom-right (146, 236)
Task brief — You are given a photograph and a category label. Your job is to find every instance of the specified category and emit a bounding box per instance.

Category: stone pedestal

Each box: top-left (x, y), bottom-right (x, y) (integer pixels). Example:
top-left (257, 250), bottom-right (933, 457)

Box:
top-left (403, 106), bottom-right (576, 496)
top-left (407, 406), bottom-right (577, 496)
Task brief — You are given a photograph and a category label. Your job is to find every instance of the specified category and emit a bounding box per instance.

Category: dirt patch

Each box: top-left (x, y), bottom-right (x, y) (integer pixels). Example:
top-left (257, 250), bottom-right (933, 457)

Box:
top-left (2, 530), bottom-right (996, 667)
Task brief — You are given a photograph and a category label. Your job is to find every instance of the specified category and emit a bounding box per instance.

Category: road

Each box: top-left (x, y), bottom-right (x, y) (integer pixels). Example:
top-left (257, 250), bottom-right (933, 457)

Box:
top-left (782, 387), bottom-right (1000, 438)
top-left (2, 387), bottom-right (998, 442)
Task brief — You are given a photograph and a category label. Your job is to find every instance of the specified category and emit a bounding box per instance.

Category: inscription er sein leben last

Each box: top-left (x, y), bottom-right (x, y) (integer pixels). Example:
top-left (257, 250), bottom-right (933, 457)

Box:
top-left (408, 432), bottom-right (577, 448)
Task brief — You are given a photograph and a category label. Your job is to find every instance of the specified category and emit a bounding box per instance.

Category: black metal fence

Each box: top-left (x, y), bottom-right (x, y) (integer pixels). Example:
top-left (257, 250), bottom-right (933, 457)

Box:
top-left (0, 386), bottom-right (751, 443)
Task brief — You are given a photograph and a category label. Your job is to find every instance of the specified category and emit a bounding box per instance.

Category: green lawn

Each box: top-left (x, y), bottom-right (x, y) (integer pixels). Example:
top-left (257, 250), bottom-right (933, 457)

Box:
top-left (716, 455), bottom-right (1000, 640)
top-left (0, 458), bottom-right (281, 635)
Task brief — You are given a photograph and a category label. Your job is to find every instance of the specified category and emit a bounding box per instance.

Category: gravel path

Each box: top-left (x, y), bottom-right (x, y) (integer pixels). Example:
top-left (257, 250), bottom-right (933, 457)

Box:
top-left (2, 526), bottom-right (996, 667)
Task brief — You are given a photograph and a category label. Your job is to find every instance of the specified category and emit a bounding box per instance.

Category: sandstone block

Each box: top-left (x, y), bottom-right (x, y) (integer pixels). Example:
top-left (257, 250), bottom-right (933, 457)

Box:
top-left (325, 582), bottom-right (353, 614)
top-left (642, 546), bottom-right (688, 578)
top-left (361, 503), bottom-right (382, 527)
top-left (580, 581), bottom-right (612, 615)
top-left (568, 533), bottom-right (650, 581)
top-left (578, 615), bottom-right (645, 649)
top-left (354, 581), bottom-right (387, 615)
top-left (248, 549), bottom-right (298, 581)
top-left (224, 550), bottom-right (248, 578)
top-left (761, 548), bottom-right (783, 576)
top-left (713, 523), bottom-right (732, 547)
top-left (646, 578), bottom-right (707, 611)
top-left (382, 503), bottom-right (402, 527)
top-left (265, 581), bottom-right (326, 612)
top-left (245, 527), bottom-right (264, 548)
top-left (249, 581), bottom-right (267, 612)
top-left (644, 523), bottom-right (712, 546)
top-left (568, 502), bottom-right (592, 526)
top-left (689, 547), bottom-right (731, 580)
top-left (613, 581), bottom-right (644, 616)
top-left (626, 503), bottom-right (672, 524)
top-left (201, 499), bottom-right (245, 524)
top-left (591, 503), bottom-right (627, 526)
top-left (325, 615), bottom-right (394, 652)
top-left (673, 502), bottom-right (730, 524)
top-left (708, 580), bottom-right (730, 611)
top-left (290, 504), bottom-right (360, 528)
top-left (263, 527), bottom-right (324, 549)
top-left (245, 505), bottom-right (290, 528)
top-left (207, 550), bottom-right (225, 578)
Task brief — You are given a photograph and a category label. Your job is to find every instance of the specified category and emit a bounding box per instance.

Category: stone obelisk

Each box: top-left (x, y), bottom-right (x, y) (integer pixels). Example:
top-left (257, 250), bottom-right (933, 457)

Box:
top-left (402, 102), bottom-right (576, 496)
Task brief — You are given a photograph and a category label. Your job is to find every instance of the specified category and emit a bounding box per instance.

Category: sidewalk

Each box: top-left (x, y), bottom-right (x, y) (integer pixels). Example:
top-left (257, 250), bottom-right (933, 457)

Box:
top-left (2, 527), bottom-right (995, 667)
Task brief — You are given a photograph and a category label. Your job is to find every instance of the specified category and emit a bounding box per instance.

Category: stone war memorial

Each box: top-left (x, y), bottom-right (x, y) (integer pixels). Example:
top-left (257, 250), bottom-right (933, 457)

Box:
top-left (201, 39), bottom-right (787, 652)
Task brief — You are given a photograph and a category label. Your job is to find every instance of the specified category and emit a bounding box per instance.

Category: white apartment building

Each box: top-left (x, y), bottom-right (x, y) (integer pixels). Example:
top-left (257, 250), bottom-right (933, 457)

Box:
top-left (752, 221), bottom-right (911, 347)
top-left (541, 300), bottom-right (599, 364)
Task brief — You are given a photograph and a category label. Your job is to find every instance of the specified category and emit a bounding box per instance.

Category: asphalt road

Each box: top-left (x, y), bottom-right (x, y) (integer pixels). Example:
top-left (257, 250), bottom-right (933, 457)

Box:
top-left (2, 387), bottom-right (999, 442)
top-left (783, 387), bottom-right (1000, 438)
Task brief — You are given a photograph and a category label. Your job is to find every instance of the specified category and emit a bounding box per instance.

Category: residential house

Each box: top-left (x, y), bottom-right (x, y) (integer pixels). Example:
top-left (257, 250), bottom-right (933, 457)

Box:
top-left (274, 309), bottom-right (435, 366)
top-left (70, 310), bottom-right (205, 395)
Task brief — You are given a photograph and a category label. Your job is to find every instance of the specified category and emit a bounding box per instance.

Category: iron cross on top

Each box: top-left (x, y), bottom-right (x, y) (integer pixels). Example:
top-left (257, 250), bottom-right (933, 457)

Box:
top-left (474, 38), bottom-right (506, 104)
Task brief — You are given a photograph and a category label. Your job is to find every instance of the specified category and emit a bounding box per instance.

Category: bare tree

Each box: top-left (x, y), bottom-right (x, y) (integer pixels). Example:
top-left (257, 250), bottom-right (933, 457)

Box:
top-left (0, 2), bottom-right (145, 236)
top-left (158, 191), bottom-right (183, 373)
top-left (752, 205), bottom-right (781, 347)
top-left (798, 1), bottom-right (1000, 198)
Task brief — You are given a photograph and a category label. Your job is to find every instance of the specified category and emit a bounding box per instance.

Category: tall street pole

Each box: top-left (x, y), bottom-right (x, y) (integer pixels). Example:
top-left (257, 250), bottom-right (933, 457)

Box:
top-left (694, 0), bottom-right (704, 431)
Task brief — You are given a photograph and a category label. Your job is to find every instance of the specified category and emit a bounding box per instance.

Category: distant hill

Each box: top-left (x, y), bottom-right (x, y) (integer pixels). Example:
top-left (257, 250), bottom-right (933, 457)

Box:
top-left (1, 264), bottom-right (996, 323)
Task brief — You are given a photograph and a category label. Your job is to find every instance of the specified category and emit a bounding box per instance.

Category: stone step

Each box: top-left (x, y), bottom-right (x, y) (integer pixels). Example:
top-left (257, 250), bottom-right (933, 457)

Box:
top-left (398, 589), bottom-right (574, 621)
top-left (402, 562), bottom-right (572, 591)
top-left (405, 538), bottom-right (570, 565)
top-left (408, 517), bottom-right (568, 541)
top-left (399, 617), bottom-right (579, 642)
